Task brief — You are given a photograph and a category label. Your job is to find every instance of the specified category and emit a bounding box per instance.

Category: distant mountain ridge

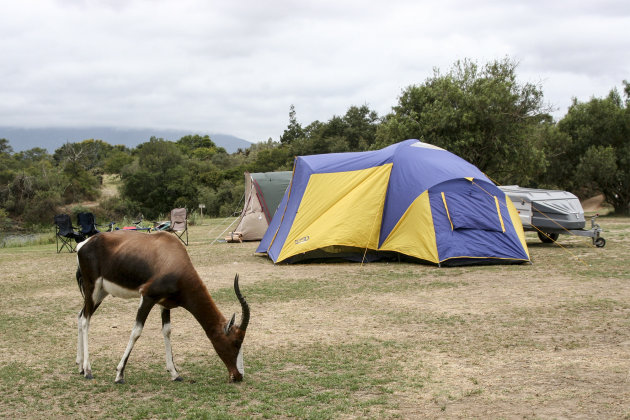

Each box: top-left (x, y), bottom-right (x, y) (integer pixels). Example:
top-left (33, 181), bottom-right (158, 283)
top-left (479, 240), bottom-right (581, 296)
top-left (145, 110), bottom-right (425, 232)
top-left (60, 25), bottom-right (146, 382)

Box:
top-left (0, 126), bottom-right (252, 154)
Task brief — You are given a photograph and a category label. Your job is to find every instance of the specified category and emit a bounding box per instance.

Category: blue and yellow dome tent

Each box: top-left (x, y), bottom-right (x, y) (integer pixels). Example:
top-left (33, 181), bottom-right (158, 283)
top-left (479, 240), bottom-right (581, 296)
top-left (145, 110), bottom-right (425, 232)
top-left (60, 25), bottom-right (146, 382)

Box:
top-left (256, 139), bottom-right (530, 266)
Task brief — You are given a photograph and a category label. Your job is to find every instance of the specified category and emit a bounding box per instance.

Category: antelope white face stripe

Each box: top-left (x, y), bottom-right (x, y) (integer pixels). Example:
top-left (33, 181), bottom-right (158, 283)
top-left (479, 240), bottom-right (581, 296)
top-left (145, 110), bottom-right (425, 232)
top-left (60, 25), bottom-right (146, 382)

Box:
top-left (236, 348), bottom-right (244, 376)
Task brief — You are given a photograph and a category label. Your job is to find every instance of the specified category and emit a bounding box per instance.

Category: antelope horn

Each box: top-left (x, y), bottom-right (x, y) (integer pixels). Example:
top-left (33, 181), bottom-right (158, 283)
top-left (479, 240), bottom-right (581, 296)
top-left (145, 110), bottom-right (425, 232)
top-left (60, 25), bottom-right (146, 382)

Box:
top-left (234, 274), bottom-right (250, 332)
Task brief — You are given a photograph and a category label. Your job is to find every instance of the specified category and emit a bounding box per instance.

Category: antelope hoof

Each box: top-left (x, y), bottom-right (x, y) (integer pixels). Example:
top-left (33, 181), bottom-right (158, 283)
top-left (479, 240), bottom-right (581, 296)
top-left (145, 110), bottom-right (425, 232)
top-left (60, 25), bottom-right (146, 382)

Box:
top-left (84, 372), bottom-right (93, 380)
top-left (173, 376), bottom-right (183, 382)
top-left (115, 378), bottom-right (125, 384)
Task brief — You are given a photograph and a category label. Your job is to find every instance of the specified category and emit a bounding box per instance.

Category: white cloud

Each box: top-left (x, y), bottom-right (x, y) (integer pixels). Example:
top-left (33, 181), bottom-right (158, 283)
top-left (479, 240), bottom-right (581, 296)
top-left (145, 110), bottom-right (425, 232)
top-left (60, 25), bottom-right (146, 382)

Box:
top-left (0, 0), bottom-right (629, 142)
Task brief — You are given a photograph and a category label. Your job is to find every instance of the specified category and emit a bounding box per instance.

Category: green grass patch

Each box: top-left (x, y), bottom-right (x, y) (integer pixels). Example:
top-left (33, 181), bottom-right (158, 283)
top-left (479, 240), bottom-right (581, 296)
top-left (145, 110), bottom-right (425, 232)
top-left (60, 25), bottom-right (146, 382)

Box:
top-left (0, 339), bottom-right (413, 419)
top-left (212, 274), bottom-right (467, 306)
top-left (1, 217), bottom-right (630, 419)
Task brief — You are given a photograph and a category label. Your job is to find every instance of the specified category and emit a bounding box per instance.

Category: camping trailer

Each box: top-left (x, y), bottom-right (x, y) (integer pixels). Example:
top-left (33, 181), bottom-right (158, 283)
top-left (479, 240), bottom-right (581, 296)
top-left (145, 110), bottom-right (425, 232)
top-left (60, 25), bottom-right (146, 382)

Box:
top-left (499, 185), bottom-right (605, 247)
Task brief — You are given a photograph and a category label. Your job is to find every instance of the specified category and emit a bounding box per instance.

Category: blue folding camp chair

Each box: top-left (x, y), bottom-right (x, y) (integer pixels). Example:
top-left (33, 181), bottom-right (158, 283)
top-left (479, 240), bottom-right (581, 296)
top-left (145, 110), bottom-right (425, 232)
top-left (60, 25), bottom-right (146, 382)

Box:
top-left (77, 212), bottom-right (100, 238)
top-left (54, 214), bottom-right (85, 253)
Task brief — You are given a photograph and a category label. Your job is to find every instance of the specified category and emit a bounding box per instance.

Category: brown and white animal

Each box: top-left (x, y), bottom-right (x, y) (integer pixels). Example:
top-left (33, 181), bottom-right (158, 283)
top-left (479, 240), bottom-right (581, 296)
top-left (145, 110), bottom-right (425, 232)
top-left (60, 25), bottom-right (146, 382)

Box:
top-left (74, 230), bottom-right (249, 383)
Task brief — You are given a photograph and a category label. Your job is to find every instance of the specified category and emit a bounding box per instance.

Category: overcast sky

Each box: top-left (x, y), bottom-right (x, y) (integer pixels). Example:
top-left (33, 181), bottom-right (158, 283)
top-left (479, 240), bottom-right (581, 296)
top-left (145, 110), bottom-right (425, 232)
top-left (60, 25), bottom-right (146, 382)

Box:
top-left (1, 0), bottom-right (629, 143)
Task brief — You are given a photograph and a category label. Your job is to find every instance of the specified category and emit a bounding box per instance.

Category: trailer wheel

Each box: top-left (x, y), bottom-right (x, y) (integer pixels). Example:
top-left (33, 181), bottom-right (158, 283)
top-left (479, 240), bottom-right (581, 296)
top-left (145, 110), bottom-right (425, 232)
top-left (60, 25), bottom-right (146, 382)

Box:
top-left (537, 231), bottom-right (559, 243)
top-left (594, 237), bottom-right (606, 248)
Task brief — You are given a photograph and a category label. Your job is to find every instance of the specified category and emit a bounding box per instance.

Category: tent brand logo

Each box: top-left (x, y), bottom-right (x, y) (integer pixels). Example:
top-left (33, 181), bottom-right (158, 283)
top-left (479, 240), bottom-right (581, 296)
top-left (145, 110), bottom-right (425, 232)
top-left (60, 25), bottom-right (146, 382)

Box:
top-left (295, 236), bottom-right (310, 245)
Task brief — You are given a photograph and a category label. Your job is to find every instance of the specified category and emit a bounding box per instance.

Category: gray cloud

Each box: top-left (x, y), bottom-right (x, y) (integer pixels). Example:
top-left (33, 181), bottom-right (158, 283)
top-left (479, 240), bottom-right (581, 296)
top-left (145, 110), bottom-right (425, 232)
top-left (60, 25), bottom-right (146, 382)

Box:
top-left (1, 0), bottom-right (628, 143)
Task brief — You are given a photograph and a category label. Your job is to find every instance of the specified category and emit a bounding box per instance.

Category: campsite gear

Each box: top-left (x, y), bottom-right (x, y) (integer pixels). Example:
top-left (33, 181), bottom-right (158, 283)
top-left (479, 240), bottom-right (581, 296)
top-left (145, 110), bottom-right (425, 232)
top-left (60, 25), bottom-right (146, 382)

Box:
top-left (228, 171), bottom-right (292, 241)
top-left (105, 218), bottom-right (152, 233)
top-left (499, 185), bottom-right (605, 247)
top-left (166, 208), bottom-right (188, 245)
top-left (77, 212), bottom-right (100, 238)
top-left (129, 216), bottom-right (152, 233)
top-left (153, 221), bottom-right (171, 231)
top-left (225, 231), bottom-right (244, 243)
top-left (256, 139), bottom-right (530, 266)
top-left (54, 214), bottom-right (85, 253)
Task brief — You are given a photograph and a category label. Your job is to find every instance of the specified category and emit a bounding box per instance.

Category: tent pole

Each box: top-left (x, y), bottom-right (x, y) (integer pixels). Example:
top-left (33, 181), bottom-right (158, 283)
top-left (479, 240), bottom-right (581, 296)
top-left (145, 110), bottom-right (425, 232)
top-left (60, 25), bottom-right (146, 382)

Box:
top-left (209, 216), bottom-right (240, 245)
top-left (360, 205), bottom-right (383, 267)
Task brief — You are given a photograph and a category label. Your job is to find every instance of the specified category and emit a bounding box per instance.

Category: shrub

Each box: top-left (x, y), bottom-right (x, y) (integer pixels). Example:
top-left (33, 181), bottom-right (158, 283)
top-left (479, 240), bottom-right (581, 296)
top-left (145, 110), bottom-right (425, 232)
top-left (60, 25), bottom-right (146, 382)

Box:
top-left (22, 190), bottom-right (63, 225)
top-left (0, 208), bottom-right (12, 230)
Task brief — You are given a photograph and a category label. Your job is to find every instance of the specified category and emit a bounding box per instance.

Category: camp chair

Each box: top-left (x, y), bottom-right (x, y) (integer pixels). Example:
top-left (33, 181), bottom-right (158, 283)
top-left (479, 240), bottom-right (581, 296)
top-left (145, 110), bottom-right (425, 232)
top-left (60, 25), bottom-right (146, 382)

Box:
top-left (166, 208), bottom-right (188, 245)
top-left (54, 214), bottom-right (85, 253)
top-left (77, 212), bottom-right (100, 238)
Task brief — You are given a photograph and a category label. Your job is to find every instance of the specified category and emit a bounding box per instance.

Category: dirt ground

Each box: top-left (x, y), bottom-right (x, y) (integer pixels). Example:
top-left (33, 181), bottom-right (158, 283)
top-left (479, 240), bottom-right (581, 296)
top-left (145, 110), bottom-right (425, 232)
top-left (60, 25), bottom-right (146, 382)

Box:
top-left (154, 221), bottom-right (630, 417)
top-left (206, 216), bottom-right (629, 418)
top-left (581, 194), bottom-right (606, 212)
top-left (1, 216), bottom-right (629, 418)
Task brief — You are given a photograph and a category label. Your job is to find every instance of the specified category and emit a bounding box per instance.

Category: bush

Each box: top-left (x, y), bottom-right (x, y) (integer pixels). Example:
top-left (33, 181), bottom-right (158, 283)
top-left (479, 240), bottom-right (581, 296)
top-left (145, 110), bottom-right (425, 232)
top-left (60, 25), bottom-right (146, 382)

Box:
top-left (22, 190), bottom-right (63, 225)
top-left (0, 208), bottom-right (12, 230)
top-left (99, 196), bottom-right (140, 223)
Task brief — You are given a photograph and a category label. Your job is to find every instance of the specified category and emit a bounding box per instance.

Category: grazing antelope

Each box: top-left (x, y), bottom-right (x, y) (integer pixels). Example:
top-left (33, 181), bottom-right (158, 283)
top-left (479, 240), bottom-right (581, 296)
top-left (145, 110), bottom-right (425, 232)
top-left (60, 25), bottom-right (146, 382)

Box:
top-left (74, 230), bottom-right (250, 383)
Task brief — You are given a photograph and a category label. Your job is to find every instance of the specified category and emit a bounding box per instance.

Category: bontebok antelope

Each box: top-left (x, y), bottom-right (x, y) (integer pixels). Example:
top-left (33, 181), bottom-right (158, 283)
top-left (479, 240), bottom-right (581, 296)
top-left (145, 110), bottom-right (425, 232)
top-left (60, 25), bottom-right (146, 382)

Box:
top-left (74, 230), bottom-right (250, 383)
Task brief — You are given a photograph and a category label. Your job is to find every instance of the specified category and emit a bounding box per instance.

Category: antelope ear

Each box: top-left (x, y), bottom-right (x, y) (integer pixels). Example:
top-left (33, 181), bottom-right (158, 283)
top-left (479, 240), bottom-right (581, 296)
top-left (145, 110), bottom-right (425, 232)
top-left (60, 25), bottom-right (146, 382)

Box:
top-left (224, 313), bottom-right (236, 335)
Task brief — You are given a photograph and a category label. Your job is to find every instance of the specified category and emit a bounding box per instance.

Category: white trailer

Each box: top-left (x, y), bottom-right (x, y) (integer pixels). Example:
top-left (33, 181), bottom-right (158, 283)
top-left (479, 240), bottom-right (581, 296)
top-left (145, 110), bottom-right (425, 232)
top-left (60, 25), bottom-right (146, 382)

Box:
top-left (499, 185), bottom-right (605, 247)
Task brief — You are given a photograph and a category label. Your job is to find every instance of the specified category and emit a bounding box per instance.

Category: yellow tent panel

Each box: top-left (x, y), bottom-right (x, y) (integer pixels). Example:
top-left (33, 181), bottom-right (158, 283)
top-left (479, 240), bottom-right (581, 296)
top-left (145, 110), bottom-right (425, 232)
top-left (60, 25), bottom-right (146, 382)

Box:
top-left (379, 191), bottom-right (439, 263)
top-left (277, 164), bottom-right (392, 262)
top-left (505, 197), bottom-right (530, 259)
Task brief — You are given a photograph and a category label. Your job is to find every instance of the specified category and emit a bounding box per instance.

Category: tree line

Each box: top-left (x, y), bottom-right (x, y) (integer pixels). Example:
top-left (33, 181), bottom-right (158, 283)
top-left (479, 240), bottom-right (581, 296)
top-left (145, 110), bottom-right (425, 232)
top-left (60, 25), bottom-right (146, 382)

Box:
top-left (1, 58), bottom-right (629, 229)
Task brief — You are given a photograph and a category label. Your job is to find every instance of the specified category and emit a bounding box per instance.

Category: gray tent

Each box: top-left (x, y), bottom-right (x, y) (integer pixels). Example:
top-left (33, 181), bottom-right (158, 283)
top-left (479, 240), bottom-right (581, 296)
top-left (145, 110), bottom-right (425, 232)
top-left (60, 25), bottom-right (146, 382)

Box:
top-left (230, 171), bottom-right (292, 241)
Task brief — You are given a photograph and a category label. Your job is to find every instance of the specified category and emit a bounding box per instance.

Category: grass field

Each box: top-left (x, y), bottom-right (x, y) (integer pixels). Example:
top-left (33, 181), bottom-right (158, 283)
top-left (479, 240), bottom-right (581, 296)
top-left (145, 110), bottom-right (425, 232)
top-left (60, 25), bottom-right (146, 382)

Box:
top-left (1, 216), bottom-right (629, 419)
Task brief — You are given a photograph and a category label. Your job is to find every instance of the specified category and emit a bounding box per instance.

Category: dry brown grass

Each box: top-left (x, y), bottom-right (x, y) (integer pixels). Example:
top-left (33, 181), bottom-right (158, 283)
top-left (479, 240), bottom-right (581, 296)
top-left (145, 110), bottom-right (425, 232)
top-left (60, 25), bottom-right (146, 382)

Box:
top-left (1, 216), bottom-right (629, 418)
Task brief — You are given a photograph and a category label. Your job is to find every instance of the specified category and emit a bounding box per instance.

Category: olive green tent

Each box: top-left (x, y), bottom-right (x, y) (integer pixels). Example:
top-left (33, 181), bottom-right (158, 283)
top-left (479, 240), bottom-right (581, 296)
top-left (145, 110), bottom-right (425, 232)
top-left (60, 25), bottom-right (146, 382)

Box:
top-left (230, 171), bottom-right (292, 241)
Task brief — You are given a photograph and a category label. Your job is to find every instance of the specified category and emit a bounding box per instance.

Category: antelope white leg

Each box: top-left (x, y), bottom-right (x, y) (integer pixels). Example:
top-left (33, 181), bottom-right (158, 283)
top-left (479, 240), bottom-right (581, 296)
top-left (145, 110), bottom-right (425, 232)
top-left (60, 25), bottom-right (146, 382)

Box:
top-left (78, 282), bottom-right (107, 379)
top-left (115, 321), bottom-right (143, 383)
top-left (115, 296), bottom-right (154, 384)
top-left (76, 310), bottom-right (84, 373)
top-left (80, 314), bottom-right (92, 379)
top-left (161, 309), bottom-right (181, 381)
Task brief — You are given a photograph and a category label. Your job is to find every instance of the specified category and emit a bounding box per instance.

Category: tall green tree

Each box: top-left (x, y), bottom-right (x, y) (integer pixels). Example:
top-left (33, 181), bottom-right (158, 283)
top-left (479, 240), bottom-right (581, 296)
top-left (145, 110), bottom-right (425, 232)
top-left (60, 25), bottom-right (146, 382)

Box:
top-left (121, 137), bottom-right (195, 218)
top-left (287, 104), bottom-right (381, 157)
top-left (556, 82), bottom-right (630, 214)
top-left (53, 139), bottom-right (114, 171)
top-left (52, 141), bottom-right (104, 202)
top-left (0, 139), bottom-right (15, 185)
top-left (176, 134), bottom-right (226, 159)
top-left (280, 105), bottom-right (304, 145)
top-left (246, 139), bottom-right (293, 172)
top-left (533, 120), bottom-right (572, 189)
top-left (103, 147), bottom-right (134, 174)
top-left (343, 105), bottom-right (379, 150)
top-left (376, 58), bottom-right (550, 185)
